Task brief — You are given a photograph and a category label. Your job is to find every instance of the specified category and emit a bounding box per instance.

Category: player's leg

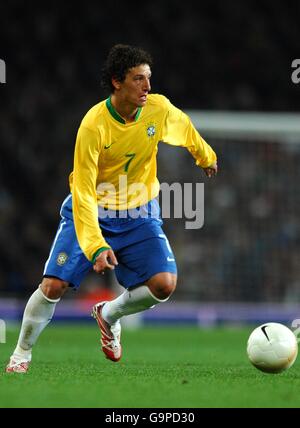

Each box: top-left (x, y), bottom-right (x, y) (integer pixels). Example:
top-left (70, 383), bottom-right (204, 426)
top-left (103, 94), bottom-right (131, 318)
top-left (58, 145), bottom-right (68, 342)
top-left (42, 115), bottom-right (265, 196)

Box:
top-left (6, 277), bottom-right (68, 373)
top-left (101, 272), bottom-right (176, 325)
top-left (92, 273), bottom-right (176, 363)
top-left (6, 196), bottom-right (92, 373)
top-left (92, 230), bottom-right (177, 362)
top-left (146, 271), bottom-right (177, 300)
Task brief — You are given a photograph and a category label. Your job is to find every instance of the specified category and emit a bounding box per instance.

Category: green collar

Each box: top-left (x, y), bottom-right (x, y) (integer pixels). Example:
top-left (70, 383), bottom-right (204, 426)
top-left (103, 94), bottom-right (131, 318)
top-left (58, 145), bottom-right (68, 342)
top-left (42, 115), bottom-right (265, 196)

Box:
top-left (106, 97), bottom-right (142, 124)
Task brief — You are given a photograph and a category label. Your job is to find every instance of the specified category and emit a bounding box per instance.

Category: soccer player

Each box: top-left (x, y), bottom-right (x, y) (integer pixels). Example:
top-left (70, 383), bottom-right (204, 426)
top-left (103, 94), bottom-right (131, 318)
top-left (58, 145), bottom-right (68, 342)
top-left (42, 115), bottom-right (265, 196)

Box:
top-left (6, 44), bottom-right (217, 373)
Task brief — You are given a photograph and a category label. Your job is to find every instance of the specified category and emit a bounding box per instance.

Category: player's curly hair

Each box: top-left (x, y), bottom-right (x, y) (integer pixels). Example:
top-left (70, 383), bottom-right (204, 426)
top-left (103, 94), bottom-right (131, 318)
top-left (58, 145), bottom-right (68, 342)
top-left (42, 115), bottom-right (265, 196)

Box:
top-left (101, 44), bottom-right (153, 93)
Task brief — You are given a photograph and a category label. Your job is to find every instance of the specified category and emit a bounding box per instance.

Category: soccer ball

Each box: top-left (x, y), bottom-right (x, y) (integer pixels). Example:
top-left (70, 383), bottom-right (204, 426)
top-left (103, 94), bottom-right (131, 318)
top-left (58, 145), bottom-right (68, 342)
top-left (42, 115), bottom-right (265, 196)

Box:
top-left (247, 323), bottom-right (298, 373)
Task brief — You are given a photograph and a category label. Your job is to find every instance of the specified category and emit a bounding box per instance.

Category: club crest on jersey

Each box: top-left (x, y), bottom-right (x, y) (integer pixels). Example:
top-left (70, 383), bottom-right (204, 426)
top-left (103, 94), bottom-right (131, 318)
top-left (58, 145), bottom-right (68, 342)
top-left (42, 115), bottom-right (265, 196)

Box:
top-left (57, 252), bottom-right (68, 266)
top-left (146, 124), bottom-right (156, 138)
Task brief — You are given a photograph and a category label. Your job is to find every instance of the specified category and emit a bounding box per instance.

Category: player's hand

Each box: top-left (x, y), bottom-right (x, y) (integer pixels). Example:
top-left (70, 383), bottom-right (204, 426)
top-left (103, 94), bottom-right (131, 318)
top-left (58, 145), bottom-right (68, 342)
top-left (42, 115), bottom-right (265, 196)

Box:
top-left (203, 162), bottom-right (218, 178)
top-left (93, 249), bottom-right (118, 275)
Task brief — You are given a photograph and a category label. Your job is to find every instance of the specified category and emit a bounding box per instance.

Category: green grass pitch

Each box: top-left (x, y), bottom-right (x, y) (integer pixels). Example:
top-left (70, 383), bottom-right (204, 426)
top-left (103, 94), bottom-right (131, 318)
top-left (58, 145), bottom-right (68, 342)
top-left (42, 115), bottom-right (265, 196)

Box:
top-left (1, 324), bottom-right (300, 408)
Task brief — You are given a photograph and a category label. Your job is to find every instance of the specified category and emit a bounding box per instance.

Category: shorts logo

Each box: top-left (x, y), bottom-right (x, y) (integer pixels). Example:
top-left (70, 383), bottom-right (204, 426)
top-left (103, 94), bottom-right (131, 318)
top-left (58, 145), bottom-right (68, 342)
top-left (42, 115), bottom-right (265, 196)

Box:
top-left (57, 252), bottom-right (68, 266)
top-left (146, 124), bottom-right (156, 137)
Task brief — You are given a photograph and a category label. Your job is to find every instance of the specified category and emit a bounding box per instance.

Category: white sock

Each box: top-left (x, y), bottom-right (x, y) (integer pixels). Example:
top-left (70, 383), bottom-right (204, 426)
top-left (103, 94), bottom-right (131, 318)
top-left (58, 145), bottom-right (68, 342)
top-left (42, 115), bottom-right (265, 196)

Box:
top-left (101, 285), bottom-right (169, 325)
top-left (12, 285), bottom-right (60, 361)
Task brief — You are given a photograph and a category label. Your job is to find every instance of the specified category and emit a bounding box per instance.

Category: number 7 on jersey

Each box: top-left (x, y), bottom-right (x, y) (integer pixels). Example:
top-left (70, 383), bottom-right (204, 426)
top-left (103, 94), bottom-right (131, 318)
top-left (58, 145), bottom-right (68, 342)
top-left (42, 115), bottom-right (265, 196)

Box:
top-left (124, 153), bottom-right (136, 172)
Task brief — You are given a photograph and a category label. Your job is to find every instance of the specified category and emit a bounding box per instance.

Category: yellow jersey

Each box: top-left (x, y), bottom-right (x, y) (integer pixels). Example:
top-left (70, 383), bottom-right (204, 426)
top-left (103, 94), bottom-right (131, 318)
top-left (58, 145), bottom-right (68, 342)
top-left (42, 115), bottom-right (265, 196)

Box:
top-left (69, 94), bottom-right (217, 261)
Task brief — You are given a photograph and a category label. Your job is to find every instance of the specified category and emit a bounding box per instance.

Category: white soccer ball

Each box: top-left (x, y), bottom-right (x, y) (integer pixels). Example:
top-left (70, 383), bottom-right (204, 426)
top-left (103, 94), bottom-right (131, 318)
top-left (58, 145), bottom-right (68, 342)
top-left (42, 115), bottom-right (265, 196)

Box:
top-left (247, 323), bottom-right (298, 373)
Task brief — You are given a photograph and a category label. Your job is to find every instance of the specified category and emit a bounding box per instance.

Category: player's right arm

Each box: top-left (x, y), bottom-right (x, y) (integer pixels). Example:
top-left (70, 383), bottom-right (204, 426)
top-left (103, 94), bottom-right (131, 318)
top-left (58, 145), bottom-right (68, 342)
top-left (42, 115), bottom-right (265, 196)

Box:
top-left (93, 249), bottom-right (118, 274)
top-left (71, 125), bottom-right (117, 268)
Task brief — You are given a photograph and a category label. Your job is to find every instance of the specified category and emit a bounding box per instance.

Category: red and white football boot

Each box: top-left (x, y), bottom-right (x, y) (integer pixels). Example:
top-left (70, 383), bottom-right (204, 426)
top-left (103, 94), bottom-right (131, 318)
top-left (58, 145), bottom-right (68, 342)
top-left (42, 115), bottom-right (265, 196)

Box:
top-left (91, 302), bottom-right (122, 362)
top-left (6, 357), bottom-right (30, 373)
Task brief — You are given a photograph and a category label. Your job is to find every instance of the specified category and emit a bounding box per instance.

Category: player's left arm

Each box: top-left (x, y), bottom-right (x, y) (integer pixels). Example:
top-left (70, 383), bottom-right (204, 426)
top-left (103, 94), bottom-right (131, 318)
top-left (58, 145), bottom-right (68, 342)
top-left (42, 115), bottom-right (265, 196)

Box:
top-left (203, 162), bottom-right (218, 178)
top-left (161, 99), bottom-right (217, 177)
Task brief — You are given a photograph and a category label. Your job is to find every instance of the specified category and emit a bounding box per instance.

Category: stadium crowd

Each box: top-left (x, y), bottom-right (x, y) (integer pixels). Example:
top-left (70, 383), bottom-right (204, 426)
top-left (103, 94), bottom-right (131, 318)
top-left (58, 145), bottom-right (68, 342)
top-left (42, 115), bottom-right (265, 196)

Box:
top-left (1, 1), bottom-right (300, 301)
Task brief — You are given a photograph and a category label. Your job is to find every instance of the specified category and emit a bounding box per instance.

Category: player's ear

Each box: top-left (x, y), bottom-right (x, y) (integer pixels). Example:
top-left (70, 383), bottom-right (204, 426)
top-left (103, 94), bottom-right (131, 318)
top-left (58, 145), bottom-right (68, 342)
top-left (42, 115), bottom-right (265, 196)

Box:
top-left (111, 77), bottom-right (121, 91)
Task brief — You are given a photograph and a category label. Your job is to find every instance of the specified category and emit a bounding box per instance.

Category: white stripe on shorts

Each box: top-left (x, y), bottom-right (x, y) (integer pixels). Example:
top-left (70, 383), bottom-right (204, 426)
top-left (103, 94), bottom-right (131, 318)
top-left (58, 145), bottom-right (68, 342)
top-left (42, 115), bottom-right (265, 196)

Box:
top-left (159, 233), bottom-right (172, 254)
top-left (43, 220), bottom-right (67, 274)
top-left (60, 194), bottom-right (72, 217)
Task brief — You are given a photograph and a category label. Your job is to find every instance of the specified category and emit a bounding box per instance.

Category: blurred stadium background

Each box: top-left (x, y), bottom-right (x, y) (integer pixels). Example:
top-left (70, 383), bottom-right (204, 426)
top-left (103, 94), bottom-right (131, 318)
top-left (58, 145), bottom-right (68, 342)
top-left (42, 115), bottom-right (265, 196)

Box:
top-left (1, 0), bottom-right (300, 326)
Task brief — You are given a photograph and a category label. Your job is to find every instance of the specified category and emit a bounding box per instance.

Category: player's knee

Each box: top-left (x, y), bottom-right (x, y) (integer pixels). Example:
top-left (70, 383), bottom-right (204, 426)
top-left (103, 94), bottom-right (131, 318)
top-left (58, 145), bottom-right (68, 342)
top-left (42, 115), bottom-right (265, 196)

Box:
top-left (147, 273), bottom-right (177, 300)
top-left (40, 277), bottom-right (69, 300)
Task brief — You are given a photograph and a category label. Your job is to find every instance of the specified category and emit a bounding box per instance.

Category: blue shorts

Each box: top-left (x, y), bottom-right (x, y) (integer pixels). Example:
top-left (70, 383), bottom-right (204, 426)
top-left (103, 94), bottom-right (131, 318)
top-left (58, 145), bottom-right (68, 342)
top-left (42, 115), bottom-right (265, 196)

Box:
top-left (43, 195), bottom-right (177, 289)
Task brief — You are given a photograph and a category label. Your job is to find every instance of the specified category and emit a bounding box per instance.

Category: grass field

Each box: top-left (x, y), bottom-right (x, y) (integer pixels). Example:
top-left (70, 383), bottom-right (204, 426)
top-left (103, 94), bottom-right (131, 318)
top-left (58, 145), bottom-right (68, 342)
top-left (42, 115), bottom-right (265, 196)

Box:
top-left (1, 324), bottom-right (300, 408)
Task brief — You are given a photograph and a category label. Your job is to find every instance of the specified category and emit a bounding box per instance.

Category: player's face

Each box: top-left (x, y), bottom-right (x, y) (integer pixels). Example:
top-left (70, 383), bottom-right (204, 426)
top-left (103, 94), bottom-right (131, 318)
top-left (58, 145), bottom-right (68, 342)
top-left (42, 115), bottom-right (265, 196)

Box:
top-left (118, 64), bottom-right (152, 107)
